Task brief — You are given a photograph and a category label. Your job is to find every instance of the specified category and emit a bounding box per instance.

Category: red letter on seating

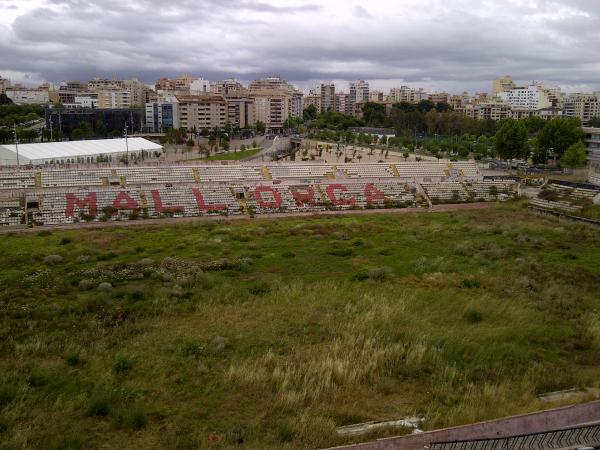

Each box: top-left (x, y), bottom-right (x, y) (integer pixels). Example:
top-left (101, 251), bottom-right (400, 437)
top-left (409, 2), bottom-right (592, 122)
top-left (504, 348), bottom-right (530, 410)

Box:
top-left (364, 183), bottom-right (387, 205)
top-left (65, 192), bottom-right (97, 218)
top-left (291, 187), bottom-right (316, 206)
top-left (151, 190), bottom-right (185, 214)
top-left (325, 184), bottom-right (356, 206)
top-left (112, 191), bottom-right (139, 213)
top-left (192, 188), bottom-right (226, 212)
top-left (254, 186), bottom-right (282, 209)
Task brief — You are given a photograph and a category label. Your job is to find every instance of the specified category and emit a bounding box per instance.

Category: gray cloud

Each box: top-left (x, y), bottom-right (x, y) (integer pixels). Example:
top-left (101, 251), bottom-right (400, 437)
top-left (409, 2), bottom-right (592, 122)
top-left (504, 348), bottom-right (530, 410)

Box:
top-left (1, 0), bottom-right (600, 93)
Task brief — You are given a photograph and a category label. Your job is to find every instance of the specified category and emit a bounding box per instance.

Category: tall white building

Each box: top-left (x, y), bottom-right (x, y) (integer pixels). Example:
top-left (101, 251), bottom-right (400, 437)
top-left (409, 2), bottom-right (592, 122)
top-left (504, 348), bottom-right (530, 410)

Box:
top-left (349, 80), bottom-right (370, 106)
top-left (190, 78), bottom-right (210, 95)
top-left (388, 86), bottom-right (428, 103)
top-left (497, 84), bottom-right (552, 110)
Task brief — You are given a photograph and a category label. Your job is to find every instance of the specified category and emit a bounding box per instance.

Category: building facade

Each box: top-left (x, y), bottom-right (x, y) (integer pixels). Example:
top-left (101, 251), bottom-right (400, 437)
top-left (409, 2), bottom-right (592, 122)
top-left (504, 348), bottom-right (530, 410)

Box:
top-left (320, 83), bottom-right (335, 113)
top-left (5, 89), bottom-right (49, 105)
top-left (145, 101), bottom-right (180, 133)
top-left (176, 95), bottom-right (228, 131)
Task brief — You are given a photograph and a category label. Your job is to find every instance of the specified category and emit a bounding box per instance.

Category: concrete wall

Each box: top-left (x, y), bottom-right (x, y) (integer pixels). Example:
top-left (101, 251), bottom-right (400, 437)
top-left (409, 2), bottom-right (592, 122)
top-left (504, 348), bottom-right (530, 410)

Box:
top-left (326, 401), bottom-right (600, 450)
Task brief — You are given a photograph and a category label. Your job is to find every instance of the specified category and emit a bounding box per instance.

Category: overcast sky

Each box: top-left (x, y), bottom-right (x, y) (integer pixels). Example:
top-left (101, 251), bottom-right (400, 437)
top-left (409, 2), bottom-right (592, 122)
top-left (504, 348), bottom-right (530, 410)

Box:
top-left (1, 0), bottom-right (600, 94)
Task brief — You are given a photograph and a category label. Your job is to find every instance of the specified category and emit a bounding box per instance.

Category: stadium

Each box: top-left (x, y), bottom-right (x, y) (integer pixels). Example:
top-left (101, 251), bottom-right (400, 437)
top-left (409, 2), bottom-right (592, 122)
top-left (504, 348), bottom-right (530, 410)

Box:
top-left (0, 139), bottom-right (519, 227)
top-left (0, 139), bottom-right (600, 450)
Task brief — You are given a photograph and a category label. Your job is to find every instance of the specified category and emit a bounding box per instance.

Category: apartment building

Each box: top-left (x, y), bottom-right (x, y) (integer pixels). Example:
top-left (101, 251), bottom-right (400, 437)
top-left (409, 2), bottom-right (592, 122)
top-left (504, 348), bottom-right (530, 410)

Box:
top-left (97, 90), bottom-right (131, 109)
top-left (249, 76), bottom-right (302, 131)
top-left (582, 127), bottom-right (600, 185)
top-left (176, 95), bottom-right (228, 131)
top-left (210, 79), bottom-right (247, 96)
top-left (155, 74), bottom-right (197, 92)
top-left (349, 80), bottom-right (370, 106)
top-left (564, 93), bottom-right (600, 124)
top-left (145, 100), bottom-right (180, 133)
top-left (492, 76), bottom-right (516, 95)
top-left (303, 90), bottom-right (321, 114)
top-left (88, 78), bottom-right (124, 91)
top-left (226, 96), bottom-right (256, 129)
top-left (5, 88), bottom-right (49, 105)
top-left (335, 93), bottom-right (352, 115)
top-left (122, 78), bottom-right (147, 107)
top-left (428, 92), bottom-right (450, 104)
top-left (388, 86), bottom-right (428, 103)
top-left (368, 90), bottom-right (384, 102)
top-left (497, 84), bottom-right (552, 110)
top-left (0, 76), bottom-right (10, 94)
top-left (464, 101), bottom-right (511, 121)
top-left (320, 83), bottom-right (335, 113)
top-left (190, 79), bottom-right (210, 95)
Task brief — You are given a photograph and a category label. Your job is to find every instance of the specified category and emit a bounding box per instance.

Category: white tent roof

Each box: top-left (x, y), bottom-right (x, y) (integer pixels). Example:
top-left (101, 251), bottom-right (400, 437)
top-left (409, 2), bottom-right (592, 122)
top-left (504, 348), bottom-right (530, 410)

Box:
top-left (0, 138), bottom-right (162, 164)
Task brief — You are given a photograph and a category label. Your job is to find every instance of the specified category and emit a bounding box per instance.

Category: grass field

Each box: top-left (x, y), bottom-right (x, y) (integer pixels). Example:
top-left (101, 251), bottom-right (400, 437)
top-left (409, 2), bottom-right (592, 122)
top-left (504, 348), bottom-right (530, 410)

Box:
top-left (203, 148), bottom-right (262, 161)
top-left (1, 203), bottom-right (599, 449)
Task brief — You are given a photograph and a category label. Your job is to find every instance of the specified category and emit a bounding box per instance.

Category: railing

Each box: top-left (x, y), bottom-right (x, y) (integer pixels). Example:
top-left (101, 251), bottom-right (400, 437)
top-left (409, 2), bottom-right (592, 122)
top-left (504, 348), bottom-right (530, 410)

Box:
top-left (430, 423), bottom-right (600, 450)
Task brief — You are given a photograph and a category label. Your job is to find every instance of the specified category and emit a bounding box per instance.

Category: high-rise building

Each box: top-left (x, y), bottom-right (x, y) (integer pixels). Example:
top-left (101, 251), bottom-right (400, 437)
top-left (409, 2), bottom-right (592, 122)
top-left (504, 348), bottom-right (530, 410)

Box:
top-left (334, 93), bottom-right (351, 114)
top-left (189, 79), bottom-right (210, 95)
top-left (388, 86), bottom-right (428, 104)
top-left (176, 95), bottom-right (228, 131)
top-left (0, 76), bottom-right (11, 94)
top-left (497, 84), bottom-right (552, 110)
top-left (97, 90), bottom-right (132, 109)
top-left (145, 96), bottom-right (180, 133)
top-left (248, 76), bottom-right (302, 131)
top-left (155, 74), bottom-right (197, 92)
top-left (320, 83), bottom-right (335, 113)
top-left (564, 93), bottom-right (600, 124)
top-left (303, 89), bottom-right (321, 114)
top-left (349, 80), bottom-right (370, 106)
top-left (210, 79), bottom-right (247, 96)
top-left (493, 76), bottom-right (516, 95)
top-left (226, 96), bottom-right (256, 129)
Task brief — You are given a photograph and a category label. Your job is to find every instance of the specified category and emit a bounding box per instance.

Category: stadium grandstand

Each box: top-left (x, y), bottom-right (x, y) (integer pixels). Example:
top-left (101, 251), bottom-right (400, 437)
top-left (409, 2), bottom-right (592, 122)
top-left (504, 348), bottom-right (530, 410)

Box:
top-left (0, 161), bottom-right (519, 227)
top-left (0, 138), bottom-right (162, 166)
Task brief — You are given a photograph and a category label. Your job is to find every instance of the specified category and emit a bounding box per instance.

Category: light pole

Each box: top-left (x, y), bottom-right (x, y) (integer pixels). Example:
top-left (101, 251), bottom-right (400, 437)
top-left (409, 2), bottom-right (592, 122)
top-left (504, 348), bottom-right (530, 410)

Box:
top-left (13, 124), bottom-right (20, 168)
top-left (124, 123), bottom-right (129, 166)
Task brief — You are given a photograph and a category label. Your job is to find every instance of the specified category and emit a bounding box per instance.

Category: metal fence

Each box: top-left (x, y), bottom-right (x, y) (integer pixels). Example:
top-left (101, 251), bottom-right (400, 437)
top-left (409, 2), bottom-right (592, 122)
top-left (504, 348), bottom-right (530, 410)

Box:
top-left (429, 423), bottom-right (600, 450)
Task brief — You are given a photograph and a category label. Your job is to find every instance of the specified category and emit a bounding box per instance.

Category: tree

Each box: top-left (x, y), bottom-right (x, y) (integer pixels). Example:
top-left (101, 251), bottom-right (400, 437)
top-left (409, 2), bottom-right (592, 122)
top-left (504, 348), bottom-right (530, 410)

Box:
top-left (362, 102), bottom-right (387, 127)
top-left (589, 117), bottom-right (600, 128)
top-left (494, 119), bottom-right (528, 160)
top-left (255, 121), bottom-right (266, 134)
top-left (0, 94), bottom-right (13, 105)
top-left (560, 141), bottom-right (587, 167)
top-left (186, 138), bottom-right (194, 148)
top-left (303, 104), bottom-right (318, 122)
top-left (94, 121), bottom-right (107, 137)
top-left (536, 117), bottom-right (583, 163)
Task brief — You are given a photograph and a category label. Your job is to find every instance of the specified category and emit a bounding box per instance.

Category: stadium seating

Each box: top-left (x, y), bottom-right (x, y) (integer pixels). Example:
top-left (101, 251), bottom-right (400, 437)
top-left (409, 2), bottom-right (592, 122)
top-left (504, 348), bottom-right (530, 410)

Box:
top-left (0, 161), bottom-right (519, 227)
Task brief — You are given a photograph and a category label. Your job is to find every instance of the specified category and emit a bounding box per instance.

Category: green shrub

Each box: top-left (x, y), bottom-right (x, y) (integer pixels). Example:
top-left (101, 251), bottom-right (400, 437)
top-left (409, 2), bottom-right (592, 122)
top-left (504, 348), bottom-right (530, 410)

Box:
top-left (277, 423), bottom-right (295, 443)
top-left (65, 352), bottom-right (82, 367)
top-left (59, 237), bottom-right (73, 245)
top-left (87, 399), bottom-right (110, 417)
top-left (26, 365), bottom-right (47, 387)
top-left (113, 355), bottom-right (133, 374)
top-left (462, 278), bottom-right (481, 288)
top-left (249, 282), bottom-right (270, 295)
top-left (0, 385), bottom-right (16, 409)
top-left (37, 230), bottom-right (52, 236)
top-left (465, 308), bottom-right (483, 323)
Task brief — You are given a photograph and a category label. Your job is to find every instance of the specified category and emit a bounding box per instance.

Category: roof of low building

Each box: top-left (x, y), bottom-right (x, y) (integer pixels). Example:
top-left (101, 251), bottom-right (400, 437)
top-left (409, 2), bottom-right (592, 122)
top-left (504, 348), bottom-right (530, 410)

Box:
top-left (0, 137), bottom-right (162, 163)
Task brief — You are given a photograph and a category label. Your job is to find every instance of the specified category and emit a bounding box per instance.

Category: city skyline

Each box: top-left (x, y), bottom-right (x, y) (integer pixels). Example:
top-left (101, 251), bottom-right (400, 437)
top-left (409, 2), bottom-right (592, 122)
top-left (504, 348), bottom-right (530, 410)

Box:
top-left (1, 0), bottom-right (600, 94)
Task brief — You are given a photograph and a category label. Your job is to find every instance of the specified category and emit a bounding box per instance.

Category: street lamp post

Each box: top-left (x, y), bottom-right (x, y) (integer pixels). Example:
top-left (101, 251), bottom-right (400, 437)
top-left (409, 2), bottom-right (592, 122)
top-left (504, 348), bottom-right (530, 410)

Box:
top-left (124, 124), bottom-right (129, 165)
top-left (13, 124), bottom-right (20, 168)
